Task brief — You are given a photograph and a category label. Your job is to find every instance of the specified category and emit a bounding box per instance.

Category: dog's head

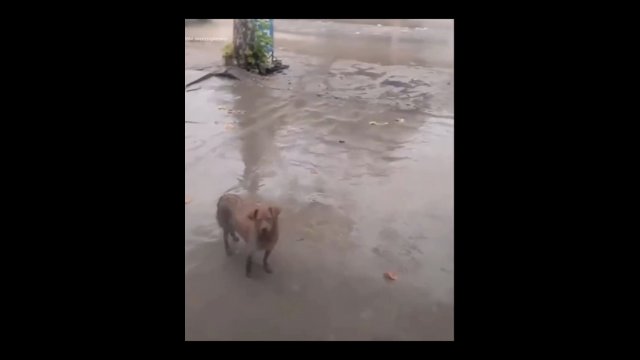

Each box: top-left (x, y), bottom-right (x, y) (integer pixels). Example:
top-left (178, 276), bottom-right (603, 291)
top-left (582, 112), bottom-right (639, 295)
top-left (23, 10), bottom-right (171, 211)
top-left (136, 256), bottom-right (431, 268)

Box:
top-left (248, 204), bottom-right (281, 237)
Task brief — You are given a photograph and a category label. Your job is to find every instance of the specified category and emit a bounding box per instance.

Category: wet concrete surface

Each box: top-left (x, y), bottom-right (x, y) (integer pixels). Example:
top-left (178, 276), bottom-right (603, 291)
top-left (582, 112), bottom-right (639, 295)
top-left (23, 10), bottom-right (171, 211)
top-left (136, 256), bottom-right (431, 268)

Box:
top-left (185, 19), bottom-right (453, 341)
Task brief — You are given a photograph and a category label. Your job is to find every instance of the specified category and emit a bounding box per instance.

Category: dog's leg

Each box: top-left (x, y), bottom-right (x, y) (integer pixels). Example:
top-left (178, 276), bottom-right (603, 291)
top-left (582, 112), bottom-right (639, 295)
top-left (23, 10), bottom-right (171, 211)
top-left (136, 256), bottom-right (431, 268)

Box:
top-left (263, 249), bottom-right (273, 274)
top-left (223, 228), bottom-right (232, 256)
top-left (246, 252), bottom-right (254, 277)
top-left (246, 239), bottom-right (260, 277)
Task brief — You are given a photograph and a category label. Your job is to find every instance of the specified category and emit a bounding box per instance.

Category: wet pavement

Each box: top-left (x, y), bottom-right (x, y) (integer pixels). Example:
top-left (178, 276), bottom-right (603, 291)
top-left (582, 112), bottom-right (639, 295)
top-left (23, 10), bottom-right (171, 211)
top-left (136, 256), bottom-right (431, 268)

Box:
top-left (185, 19), bottom-right (453, 341)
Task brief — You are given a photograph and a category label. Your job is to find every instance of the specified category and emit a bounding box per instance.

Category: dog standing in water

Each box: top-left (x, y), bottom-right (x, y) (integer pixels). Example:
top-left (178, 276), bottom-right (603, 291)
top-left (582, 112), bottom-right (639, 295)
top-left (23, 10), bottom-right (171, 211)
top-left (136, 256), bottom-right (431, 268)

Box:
top-left (216, 193), bottom-right (281, 277)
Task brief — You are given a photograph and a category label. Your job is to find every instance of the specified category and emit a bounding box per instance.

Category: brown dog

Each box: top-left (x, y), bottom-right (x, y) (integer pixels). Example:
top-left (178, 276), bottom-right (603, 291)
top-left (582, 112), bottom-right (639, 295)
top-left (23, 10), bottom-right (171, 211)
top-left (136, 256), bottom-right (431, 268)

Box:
top-left (216, 193), bottom-right (281, 277)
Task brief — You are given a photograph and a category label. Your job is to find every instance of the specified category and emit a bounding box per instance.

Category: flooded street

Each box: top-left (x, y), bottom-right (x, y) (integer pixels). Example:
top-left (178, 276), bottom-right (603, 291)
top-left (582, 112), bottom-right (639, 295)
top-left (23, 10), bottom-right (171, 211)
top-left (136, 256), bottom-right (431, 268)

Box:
top-left (185, 19), bottom-right (453, 341)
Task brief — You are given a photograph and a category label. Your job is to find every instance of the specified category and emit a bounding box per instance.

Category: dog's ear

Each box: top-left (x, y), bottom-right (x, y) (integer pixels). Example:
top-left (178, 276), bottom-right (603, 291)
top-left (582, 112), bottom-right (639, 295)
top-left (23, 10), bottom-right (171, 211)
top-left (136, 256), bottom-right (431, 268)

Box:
top-left (269, 206), bottom-right (281, 218)
top-left (248, 208), bottom-right (259, 221)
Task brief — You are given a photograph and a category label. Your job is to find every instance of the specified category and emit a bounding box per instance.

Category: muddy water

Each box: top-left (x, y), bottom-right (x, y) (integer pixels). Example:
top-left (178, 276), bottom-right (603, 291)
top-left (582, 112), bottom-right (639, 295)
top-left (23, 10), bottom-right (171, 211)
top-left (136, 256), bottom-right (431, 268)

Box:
top-left (185, 19), bottom-right (453, 341)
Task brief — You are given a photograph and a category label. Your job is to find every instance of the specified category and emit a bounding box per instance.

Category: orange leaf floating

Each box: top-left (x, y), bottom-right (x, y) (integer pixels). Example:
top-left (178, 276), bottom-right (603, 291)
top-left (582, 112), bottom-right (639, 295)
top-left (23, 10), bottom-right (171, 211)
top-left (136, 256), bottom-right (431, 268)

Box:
top-left (384, 272), bottom-right (397, 281)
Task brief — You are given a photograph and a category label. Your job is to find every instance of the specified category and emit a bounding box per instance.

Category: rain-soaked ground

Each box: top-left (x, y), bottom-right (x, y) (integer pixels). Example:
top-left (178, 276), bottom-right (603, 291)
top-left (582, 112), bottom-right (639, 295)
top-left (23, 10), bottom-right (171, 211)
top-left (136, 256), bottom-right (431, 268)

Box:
top-left (185, 19), bottom-right (453, 341)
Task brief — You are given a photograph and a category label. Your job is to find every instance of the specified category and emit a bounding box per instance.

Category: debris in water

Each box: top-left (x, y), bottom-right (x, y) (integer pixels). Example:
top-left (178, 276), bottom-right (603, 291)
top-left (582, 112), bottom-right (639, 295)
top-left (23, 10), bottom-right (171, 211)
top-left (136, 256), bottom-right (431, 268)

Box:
top-left (186, 87), bottom-right (201, 92)
top-left (384, 272), bottom-right (398, 281)
top-left (338, 140), bottom-right (345, 143)
top-left (369, 121), bottom-right (390, 126)
top-left (224, 123), bottom-right (236, 131)
top-left (395, 118), bottom-right (405, 123)
top-left (217, 105), bottom-right (227, 110)
top-left (297, 238), bottom-right (304, 241)
top-left (185, 196), bottom-right (192, 204)
top-left (303, 226), bottom-right (316, 236)
top-left (225, 109), bottom-right (246, 115)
